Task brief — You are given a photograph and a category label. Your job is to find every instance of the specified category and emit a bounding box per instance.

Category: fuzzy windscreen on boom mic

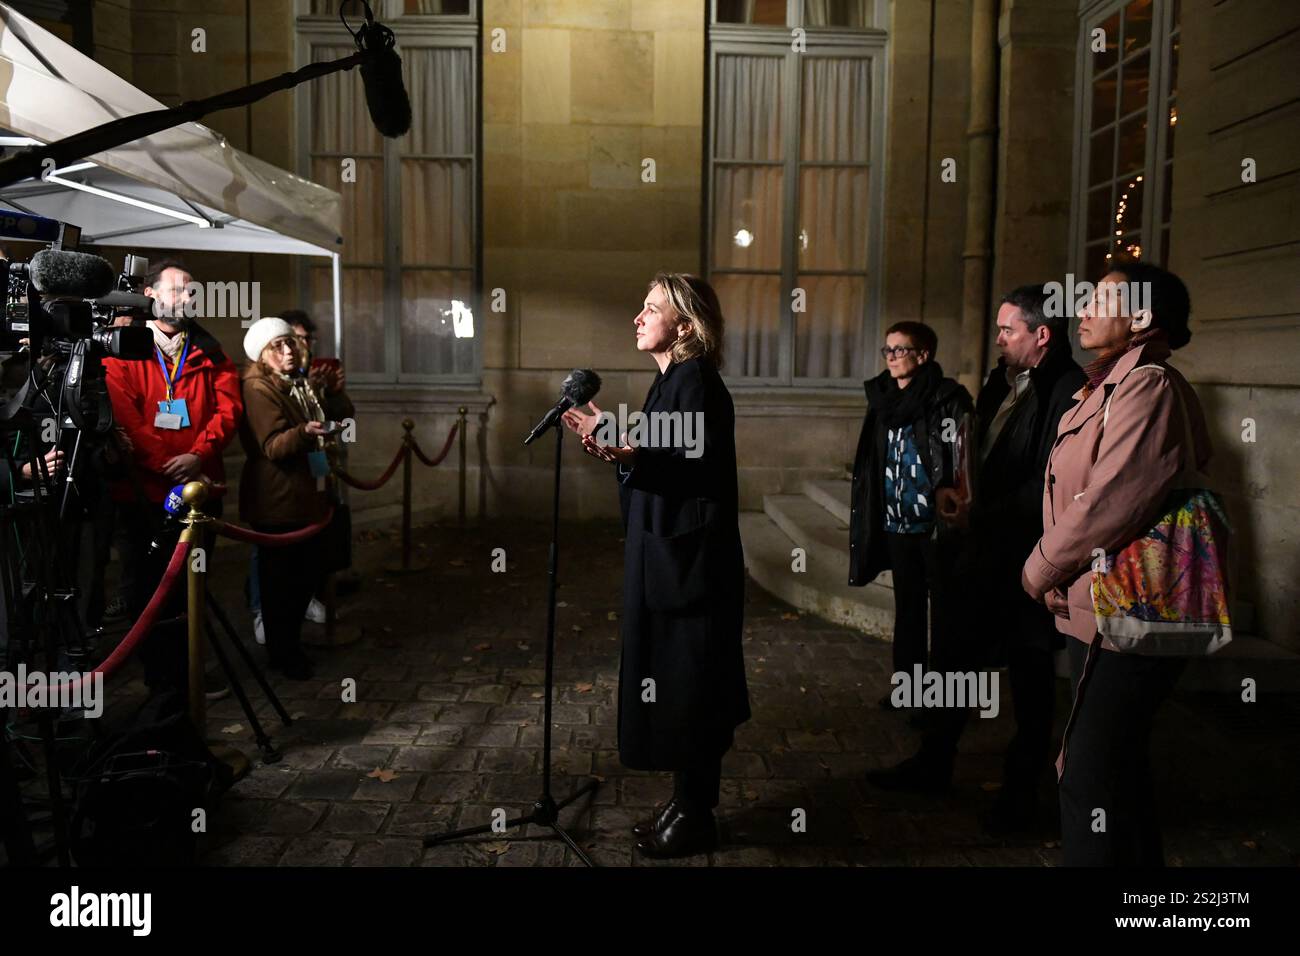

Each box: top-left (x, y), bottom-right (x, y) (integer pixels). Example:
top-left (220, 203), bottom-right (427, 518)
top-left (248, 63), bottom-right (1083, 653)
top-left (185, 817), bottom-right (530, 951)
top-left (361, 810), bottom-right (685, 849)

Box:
top-left (355, 14), bottom-right (412, 138)
top-left (28, 250), bottom-right (116, 299)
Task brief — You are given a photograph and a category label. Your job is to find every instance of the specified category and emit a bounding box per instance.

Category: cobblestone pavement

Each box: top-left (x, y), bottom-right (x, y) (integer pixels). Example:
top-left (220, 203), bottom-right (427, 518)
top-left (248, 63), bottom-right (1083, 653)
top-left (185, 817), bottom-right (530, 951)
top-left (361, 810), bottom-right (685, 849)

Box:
top-left (100, 519), bottom-right (1300, 866)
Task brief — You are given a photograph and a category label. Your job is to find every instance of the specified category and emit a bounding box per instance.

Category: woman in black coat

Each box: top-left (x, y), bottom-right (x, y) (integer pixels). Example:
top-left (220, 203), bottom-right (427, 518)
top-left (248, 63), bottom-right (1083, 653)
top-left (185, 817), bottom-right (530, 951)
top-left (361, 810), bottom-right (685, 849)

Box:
top-left (848, 322), bottom-right (974, 757)
top-left (563, 272), bottom-right (750, 859)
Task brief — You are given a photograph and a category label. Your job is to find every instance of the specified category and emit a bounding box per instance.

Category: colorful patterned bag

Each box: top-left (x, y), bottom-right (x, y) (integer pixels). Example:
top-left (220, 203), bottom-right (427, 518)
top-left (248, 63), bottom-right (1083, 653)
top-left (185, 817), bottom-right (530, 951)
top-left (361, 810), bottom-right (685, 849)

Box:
top-left (1090, 376), bottom-right (1233, 655)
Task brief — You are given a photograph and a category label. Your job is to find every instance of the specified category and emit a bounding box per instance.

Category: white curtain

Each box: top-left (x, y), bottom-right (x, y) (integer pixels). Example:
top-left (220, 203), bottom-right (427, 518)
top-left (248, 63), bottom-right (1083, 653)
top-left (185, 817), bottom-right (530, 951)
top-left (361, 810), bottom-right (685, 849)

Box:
top-left (309, 41), bottom-right (476, 377)
top-left (400, 47), bottom-right (476, 376)
top-left (804, 1), bottom-right (872, 29)
top-left (712, 53), bottom-right (871, 381)
top-left (714, 55), bottom-right (784, 378)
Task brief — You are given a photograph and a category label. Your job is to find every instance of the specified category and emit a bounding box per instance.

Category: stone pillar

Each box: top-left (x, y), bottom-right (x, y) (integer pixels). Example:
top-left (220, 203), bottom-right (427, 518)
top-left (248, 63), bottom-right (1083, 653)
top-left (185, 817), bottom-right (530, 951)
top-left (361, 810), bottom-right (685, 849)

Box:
top-left (956, 0), bottom-right (998, 394)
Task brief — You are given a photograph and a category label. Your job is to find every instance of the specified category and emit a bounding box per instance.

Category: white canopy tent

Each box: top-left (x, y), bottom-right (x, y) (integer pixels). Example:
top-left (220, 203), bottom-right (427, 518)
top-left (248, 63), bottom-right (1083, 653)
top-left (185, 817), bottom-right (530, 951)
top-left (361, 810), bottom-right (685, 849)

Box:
top-left (0, 2), bottom-right (344, 354)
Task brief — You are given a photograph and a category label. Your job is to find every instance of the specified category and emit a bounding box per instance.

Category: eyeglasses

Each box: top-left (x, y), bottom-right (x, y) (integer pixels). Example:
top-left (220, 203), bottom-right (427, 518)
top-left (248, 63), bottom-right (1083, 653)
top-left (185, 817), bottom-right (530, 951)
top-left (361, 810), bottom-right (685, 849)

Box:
top-left (271, 339), bottom-right (297, 353)
top-left (880, 346), bottom-right (918, 360)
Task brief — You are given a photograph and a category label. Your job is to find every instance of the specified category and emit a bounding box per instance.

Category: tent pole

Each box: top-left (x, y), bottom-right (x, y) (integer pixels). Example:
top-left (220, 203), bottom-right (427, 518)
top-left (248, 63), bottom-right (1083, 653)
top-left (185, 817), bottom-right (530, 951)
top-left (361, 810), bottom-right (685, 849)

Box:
top-left (332, 252), bottom-right (343, 362)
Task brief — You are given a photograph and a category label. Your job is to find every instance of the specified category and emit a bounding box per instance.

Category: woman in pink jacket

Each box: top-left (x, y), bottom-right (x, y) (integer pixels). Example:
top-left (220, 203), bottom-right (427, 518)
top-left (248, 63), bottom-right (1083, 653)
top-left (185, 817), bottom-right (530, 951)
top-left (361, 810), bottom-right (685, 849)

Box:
top-left (1021, 261), bottom-right (1211, 866)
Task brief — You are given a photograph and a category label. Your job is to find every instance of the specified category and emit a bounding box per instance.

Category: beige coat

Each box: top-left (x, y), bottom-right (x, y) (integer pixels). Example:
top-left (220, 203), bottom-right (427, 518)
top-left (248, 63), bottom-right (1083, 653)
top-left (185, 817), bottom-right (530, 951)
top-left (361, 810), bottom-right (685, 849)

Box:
top-left (1021, 337), bottom-right (1213, 646)
top-left (238, 362), bottom-right (328, 528)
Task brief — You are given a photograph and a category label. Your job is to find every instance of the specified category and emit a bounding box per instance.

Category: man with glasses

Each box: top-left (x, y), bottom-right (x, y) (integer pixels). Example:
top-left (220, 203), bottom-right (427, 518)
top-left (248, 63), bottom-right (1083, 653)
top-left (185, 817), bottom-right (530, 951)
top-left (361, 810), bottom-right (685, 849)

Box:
top-left (103, 259), bottom-right (242, 700)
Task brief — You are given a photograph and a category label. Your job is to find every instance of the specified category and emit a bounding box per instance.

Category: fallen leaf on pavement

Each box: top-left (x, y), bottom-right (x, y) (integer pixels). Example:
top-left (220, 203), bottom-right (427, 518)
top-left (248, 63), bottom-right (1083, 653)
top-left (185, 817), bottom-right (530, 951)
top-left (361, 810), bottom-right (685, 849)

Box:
top-left (474, 643), bottom-right (491, 651)
top-left (221, 724), bottom-right (243, 735)
top-left (367, 768), bottom-right (399, 783)
top-left (575, 682), bottom-right (594, 693)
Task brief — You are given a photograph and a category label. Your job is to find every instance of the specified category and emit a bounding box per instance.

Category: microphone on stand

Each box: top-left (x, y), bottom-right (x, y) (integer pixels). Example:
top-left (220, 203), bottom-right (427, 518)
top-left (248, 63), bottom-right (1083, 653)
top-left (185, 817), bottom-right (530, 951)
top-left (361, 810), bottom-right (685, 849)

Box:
top-left (523, 369), bottom-right (601, 446)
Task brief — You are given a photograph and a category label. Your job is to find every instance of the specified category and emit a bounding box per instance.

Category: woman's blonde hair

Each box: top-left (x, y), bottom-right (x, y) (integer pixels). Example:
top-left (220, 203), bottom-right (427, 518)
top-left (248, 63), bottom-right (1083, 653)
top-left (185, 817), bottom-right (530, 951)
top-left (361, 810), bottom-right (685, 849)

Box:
top-left (649, 272), bottom-right (725, 369)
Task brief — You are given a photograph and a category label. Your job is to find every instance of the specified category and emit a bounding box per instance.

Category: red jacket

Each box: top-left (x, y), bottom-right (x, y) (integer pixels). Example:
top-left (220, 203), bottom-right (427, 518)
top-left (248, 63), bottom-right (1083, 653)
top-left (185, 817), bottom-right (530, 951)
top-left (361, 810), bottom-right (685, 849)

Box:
top-left (104, 323), bottom-right (243, 504)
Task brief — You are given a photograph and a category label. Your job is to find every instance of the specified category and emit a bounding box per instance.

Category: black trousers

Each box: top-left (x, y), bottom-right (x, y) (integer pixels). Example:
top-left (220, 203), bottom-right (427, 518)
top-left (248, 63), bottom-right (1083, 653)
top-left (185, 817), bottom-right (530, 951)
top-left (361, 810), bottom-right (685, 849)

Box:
top-left (673, 755), bottom-right (723, 812)
top-left (1059, 637), bottom-right (1184, 866)
top-left (121, 499), bottom-right (221, 699)
top-left (885, 531), bottom-right (957, 676)
top-left (255, 524), bottom-right (322, 668)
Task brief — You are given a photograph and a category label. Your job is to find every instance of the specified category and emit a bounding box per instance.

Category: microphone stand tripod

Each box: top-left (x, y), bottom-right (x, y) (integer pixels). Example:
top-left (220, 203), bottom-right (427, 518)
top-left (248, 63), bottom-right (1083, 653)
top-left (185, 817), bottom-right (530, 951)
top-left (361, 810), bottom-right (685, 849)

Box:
top-left (424, 422), bottom-right (599, 864)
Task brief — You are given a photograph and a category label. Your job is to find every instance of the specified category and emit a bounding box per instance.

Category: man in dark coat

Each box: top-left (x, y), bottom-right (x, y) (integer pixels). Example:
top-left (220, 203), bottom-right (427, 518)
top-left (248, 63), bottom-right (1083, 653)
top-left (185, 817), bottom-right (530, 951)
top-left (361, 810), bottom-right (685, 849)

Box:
top-left (867, 285), bottom-right (1085, 826)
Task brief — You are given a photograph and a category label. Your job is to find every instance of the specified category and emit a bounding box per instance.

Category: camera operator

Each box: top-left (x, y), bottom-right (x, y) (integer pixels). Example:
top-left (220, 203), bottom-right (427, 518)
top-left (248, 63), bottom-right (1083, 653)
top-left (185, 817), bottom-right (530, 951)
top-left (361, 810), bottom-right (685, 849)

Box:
top-left (102, 258), bottom-right (242, 699)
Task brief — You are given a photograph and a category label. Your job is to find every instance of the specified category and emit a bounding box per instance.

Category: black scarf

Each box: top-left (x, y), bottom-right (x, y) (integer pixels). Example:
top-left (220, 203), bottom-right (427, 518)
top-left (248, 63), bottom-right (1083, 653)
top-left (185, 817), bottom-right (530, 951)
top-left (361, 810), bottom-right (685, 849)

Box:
top-left (880, 360), bottom-right (945, 428)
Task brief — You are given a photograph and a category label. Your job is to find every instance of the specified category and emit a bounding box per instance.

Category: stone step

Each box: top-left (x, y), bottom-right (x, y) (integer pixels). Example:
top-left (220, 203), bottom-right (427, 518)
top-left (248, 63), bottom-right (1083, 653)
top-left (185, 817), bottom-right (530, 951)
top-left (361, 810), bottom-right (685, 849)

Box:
top-left (802, 477), bottom-right (852, 526)
top-left (740, 510), bottom-right (894, 638)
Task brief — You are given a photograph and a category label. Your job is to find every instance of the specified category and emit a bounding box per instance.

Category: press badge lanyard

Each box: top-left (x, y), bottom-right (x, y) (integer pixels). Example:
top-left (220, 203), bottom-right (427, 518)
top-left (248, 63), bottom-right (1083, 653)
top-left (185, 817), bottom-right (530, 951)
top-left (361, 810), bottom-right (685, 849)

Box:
top-left (153, 334), bottom-right (191, 429)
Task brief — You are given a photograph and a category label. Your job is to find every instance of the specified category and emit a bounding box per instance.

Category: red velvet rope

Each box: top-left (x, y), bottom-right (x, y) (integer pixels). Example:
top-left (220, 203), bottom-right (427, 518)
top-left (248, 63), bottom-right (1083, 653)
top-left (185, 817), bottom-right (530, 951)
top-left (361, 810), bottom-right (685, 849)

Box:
top-left (21, 538), bottom-right (192, 698)
top-left (334, 444), bottom-right (406, 491)
top-left (410, 422), bottom-right (458, 468)
top-left (212, 504), bottom-right (335, 547)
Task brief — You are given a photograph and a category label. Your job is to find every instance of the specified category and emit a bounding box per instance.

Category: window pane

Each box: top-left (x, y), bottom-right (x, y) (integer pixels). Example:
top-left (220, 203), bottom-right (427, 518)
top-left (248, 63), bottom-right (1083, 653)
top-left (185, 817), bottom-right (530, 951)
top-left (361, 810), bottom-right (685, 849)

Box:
top-left (1116, 112), bottom-right (1147, 177)
top-left (715, 0), bottom-right (788, 25)
top-left (1123, 0), bottom-right (1154, 55)
top-left (312, 266), bottom-right (385, 374)
top-left (401, 160), bottom-right (472, 267)
top-left (804, 0), bottom-right (871, 29)
top-left (715, 55), bottom-right (783, 161)
top-left (312, 157), bottom-right (385, 265)
top-left (795, 275), bottom-right (864, 380)
top-left (400, 270), bottom-right (476, 376)
top-left (713, 166), bottom-right (784, 270)
top-left (1089, 127), bottom-right (1115, 186)
top-left (309, 0), bottom-right (365, 14)
top-left (311, 45), bottom-right (381, 156)
top-left (402, 0), bottom-right (471, 13)
top-left (1161, 162), bottom-right (1174, 224)
top-left (1091, 68), bottom-right (1118, 131)
top-left (1084, 242), bottom-right (1110, 283)
top-left (1095, 11), bottom-right (1121, 73)
top-left (1086, 183), bottom-right (1114, 244)
top-left (1166, 102), bottom-right (1177, 154)
top-left (801, 57), bottom-right (870, 162)
top-left (403, 47), bottom-right (474, 155)
top-left (1114, 174), bottom-right (1144, 239)
top-left (798, 167), bottom-right (868, 270)
top-left (1120, 50), bottom-right (1150, 117)
top-left (1168, 34), bottom-right (1180, 99)
top-left (1160, 226), bottom-right (1171, 267)
top-left (715, 273), bottom-right (781, 378)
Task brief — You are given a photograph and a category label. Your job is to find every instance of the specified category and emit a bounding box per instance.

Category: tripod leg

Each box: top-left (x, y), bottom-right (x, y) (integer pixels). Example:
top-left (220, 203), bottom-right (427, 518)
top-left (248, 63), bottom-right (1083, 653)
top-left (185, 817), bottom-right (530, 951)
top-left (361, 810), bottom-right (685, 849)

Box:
top-left (204, 614), bottom-right (280, 762)
top-left (554, 777), bottom-right (600, 813)
top-left (549, 823), bottom-right (595, 867)
top-left (0, 707), bottom-right (37, 866)
top-left (423, 810), bottom-right (536, 847)
top-left (207, 594), bottom-right (292, 726)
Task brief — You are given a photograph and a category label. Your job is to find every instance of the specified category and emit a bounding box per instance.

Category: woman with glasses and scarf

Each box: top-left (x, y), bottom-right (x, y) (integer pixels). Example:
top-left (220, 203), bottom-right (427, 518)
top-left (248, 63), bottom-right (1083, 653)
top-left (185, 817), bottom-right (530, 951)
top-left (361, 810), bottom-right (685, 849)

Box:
top-left (849, 323), bottom-right (974, 744)
top-left (239, 318), bottom-right (334, 679)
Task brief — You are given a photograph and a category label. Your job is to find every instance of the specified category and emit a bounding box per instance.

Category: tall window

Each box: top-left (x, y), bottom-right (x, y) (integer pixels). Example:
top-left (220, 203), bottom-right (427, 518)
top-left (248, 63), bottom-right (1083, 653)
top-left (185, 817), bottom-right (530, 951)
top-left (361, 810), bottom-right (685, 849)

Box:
top-left (707, 0), bottom-right (887, 386)
top-left (1073, 0), bottom-right (1180, 279)
top-left (296, 0), bottom-right (479, 384)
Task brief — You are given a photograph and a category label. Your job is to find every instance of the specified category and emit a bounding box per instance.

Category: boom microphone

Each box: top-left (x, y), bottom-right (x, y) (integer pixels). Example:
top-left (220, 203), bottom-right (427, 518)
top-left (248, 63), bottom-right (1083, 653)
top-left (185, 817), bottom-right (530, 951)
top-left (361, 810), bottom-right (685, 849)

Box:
top-left (28, 250), bottom-right (116, 299)
top-left (524, 369), bottom-right (601, 446)
top-left (348, 1), bottom-right (412, 138)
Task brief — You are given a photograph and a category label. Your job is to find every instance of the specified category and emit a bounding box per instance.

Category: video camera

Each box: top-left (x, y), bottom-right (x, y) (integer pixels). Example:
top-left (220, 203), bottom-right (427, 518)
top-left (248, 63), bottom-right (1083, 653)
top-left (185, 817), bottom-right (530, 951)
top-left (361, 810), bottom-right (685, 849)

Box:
top-left (0, 212), bottom-right (153, 438)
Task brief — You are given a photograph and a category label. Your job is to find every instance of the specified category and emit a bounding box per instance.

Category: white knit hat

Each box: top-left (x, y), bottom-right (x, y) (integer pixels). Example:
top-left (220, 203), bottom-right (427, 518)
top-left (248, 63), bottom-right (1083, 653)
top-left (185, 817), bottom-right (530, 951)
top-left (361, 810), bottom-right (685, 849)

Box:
top-left (243, 317), bottom-right (295, 362)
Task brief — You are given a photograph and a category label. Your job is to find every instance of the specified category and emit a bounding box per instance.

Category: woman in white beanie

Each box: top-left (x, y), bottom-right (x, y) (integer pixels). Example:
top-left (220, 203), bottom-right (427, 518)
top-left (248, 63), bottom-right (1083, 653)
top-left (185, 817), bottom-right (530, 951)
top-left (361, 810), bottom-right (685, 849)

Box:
top-left (238, 317), bottom-right (333, 679)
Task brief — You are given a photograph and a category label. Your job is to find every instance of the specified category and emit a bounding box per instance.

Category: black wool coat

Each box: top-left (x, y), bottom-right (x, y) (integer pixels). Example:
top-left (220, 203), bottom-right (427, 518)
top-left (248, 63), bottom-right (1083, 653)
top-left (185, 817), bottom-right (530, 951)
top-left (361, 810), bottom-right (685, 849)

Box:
top-left (614, 357), bottom-right (751, 770)
top-left (970, 347), bottom-right (1086, 652)
top-left (847, 367), bottom-right (974, 587)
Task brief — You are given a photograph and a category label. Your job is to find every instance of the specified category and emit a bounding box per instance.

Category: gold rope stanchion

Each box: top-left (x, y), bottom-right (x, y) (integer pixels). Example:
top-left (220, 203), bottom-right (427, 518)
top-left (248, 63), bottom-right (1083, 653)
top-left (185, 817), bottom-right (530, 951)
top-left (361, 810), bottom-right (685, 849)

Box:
top-left (458, 405), bottom-right (468, 527)
top-left (384, 420), bottom-right (429, 575)
top-left (181, 480), bottom-right (250, 781)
